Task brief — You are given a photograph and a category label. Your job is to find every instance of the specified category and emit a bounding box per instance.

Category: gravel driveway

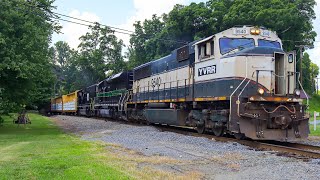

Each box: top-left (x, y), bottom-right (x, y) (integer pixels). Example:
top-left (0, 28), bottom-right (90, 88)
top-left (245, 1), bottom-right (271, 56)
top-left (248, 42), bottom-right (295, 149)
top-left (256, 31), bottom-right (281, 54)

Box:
top-left (52, 115), bottom-right (320, 180)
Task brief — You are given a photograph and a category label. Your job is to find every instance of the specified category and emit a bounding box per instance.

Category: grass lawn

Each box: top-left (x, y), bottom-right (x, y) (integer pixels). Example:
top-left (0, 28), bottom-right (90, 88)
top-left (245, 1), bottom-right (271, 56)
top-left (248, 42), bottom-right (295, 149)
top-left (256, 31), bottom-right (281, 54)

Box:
top-left (0, 114), bottom-right (196, 180)
top-left (307, 94), bottom-right (320, 115)
top-left (0, 114), bottom-right (133, 179)
top-left (306, 94), bottom-right (320, 136)
top-left (309, 123), bottom-right (320, 136)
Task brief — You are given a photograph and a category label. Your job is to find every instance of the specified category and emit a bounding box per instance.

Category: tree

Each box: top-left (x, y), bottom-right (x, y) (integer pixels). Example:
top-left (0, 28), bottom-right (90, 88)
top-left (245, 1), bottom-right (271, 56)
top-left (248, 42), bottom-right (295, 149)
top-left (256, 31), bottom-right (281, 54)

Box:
top-left (53, 41), bottom-right (72, 68)
top-left (165, 3), bottom-right (212, 41)
top-left (73, 23), bottom-right (125, 88)
top-left (127, 16), bottom-right (164, 68)
top-left (0, 0), bottom-right (59, 114)
top-left (49, 24), bottom-right (126, 93)
top-left (301, 53), bottom-right (319, 94)
top-left (50, 41), bottom-right (75, 95)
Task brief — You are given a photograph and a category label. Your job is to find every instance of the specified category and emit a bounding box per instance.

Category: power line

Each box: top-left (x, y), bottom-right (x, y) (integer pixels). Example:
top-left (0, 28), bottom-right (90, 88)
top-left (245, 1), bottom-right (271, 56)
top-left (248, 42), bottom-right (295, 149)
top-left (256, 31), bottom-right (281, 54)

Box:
top-left (52, 12), bottom-right (135, 34)
top-left (21, 1), bottom-right (133, 34)
top-left (54, 17), bottom-right (133, 36)
top-left (53, 17), bottom-right (188, 44)
top-left (19, 1), bottom-right (189, 44)
top-left (13, 4), bottom-right (134, 36)
top-left (52, 17), bottom-right (189, 44)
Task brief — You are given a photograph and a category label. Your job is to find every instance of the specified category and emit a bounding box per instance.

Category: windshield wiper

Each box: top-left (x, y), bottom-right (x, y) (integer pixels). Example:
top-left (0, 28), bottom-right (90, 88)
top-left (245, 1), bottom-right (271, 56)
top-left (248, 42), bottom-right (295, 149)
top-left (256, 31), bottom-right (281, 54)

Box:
top-left (223, 42), bottom-right (254, 55)
top-left (223, 46), bottom-right (242, 55)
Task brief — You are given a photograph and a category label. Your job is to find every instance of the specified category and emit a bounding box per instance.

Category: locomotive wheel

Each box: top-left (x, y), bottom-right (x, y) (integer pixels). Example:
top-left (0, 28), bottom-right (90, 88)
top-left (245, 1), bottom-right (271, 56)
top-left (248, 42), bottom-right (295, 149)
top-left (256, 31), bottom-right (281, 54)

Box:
top-left (196, 123), bottom-right (206, 134)
top-left (212, 127), bottom-right (224, 137)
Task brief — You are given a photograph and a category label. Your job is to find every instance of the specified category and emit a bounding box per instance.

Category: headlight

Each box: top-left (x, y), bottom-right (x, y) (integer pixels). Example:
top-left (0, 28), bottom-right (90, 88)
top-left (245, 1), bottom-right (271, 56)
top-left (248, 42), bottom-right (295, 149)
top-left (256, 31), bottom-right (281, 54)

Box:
top-left (250, 28), bottom-right (260, 35)
top-left (294, 89), bottom-right (301, 96)
top-left (258, 88), bottom-right (264, 95)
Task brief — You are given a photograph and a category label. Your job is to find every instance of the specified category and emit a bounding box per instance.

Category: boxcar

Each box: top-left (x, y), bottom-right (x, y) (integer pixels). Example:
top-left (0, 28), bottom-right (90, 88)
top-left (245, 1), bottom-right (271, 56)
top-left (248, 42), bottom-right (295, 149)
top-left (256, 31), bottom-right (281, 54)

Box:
top-left (62, 91), bottom-right (78, 115)
top-left (51, 96), bottom-right (63, 114)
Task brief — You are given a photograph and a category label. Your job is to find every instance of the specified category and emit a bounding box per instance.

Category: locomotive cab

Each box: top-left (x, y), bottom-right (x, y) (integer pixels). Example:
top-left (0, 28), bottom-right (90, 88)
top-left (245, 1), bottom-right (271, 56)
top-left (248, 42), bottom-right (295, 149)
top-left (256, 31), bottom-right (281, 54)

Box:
top-left (193, 26), bottom-right (308, 141)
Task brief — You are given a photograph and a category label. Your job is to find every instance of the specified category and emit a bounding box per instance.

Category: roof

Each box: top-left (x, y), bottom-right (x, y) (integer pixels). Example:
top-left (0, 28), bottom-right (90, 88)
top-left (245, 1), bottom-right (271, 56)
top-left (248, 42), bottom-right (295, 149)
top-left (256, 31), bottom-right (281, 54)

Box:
top-left (194, 35), bottom-right (214, 45)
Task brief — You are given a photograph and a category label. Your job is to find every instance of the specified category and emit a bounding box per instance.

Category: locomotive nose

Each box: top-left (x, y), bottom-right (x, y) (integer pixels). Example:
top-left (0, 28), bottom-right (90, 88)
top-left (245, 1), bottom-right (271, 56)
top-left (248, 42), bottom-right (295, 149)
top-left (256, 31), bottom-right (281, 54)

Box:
top-left (273, 115), bottom-right (292, 129)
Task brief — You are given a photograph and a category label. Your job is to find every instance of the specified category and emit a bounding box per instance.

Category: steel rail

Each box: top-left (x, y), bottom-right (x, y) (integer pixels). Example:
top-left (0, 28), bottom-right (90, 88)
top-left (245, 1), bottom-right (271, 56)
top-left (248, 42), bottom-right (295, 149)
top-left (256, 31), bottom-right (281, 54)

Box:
top-left (234, 140), bottom-right (320, 159)
top-left (155, 125), bottom-right (320, 159)
top-left (265, 141), bottom-right (320, 152)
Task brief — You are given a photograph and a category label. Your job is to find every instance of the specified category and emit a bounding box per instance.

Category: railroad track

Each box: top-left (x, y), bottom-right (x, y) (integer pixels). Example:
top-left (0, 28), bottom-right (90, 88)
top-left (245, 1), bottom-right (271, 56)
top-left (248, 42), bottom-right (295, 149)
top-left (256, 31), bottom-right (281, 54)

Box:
top-left (155, 125), bottom-right (320, 159)
top-left (87, 117), bottom-right (320, 159)
top-left (233, 140), bottom-right (320, 159)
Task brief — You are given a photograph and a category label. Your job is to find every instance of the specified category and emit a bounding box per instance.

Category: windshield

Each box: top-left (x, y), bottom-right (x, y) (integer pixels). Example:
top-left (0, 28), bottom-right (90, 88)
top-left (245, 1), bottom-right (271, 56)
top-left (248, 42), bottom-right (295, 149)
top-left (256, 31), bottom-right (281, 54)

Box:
top-left (258, 39), bottom-right (281, 49)
top-left (219, 38), bottom-right (255, 55)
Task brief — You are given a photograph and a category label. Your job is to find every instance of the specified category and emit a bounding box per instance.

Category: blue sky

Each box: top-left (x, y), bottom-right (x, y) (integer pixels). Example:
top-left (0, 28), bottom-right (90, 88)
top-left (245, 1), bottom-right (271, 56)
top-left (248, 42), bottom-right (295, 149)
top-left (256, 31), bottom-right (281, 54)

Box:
top-left (52, 0), bottom-right (135, 25)
top-left (52, 0), bottom-right (320, 67)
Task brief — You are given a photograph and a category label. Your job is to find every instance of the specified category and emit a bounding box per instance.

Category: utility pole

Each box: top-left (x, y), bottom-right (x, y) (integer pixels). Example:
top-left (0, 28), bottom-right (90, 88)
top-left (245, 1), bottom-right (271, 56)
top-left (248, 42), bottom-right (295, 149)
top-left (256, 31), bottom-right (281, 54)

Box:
top-left (295, 44), bottom-right (315, 87)
top-left (312, 66), bottom-right (314, 93)
top-left (315, 76), bottom-right (320, 95)
top-left (317, 77), bottom-right (319, 95)
top-left (295, 45), bottom-right (304, 85)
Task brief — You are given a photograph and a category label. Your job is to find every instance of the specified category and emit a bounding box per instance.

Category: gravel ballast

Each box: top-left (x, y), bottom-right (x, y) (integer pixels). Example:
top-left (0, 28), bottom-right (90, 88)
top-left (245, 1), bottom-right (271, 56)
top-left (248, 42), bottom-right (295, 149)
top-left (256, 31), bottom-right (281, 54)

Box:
top-left (53, 115), bottom-right (320, 180)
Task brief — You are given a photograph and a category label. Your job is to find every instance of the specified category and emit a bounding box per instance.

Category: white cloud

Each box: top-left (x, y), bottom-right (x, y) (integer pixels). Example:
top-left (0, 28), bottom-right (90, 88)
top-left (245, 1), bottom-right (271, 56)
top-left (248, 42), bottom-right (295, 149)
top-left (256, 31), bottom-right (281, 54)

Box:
top-left (58, 10), bottom-right (101, 49)
top-left (306, 0), bottom-right (320, 67)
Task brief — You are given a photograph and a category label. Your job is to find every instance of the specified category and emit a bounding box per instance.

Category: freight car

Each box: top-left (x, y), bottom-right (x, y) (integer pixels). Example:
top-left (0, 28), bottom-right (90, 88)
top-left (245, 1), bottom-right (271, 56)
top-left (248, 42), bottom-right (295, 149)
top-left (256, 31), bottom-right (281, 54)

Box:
top-left (62, 91), bottom-right (78, 115)
top-left (53, 26), bottom-right (309, 142)
top-left (51, 96), bottom-right (63, 114)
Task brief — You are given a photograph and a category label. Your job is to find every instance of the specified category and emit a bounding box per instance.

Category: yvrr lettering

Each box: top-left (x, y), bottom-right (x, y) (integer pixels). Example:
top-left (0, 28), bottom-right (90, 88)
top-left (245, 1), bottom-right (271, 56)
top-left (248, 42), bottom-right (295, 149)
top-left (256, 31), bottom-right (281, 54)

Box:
top-left (198, 65), bottom-right (216, 76)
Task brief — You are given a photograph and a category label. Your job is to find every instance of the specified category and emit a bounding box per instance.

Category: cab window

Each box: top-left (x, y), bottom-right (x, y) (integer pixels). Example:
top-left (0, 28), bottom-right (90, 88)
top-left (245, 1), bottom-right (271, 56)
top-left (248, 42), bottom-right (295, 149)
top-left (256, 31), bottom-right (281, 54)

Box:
top-left (198, 41), bottom-right (214, 60)
top-left (219, 38), bottom-right (254, 55)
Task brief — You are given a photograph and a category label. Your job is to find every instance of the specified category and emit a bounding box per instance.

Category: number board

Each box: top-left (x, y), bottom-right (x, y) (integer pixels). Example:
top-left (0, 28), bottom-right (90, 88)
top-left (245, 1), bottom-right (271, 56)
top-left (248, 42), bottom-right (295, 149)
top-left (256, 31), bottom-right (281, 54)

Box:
top-left (233, 28), bottom-right (248, 35)
top-left (261, 30), bottom-right (270, 37)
